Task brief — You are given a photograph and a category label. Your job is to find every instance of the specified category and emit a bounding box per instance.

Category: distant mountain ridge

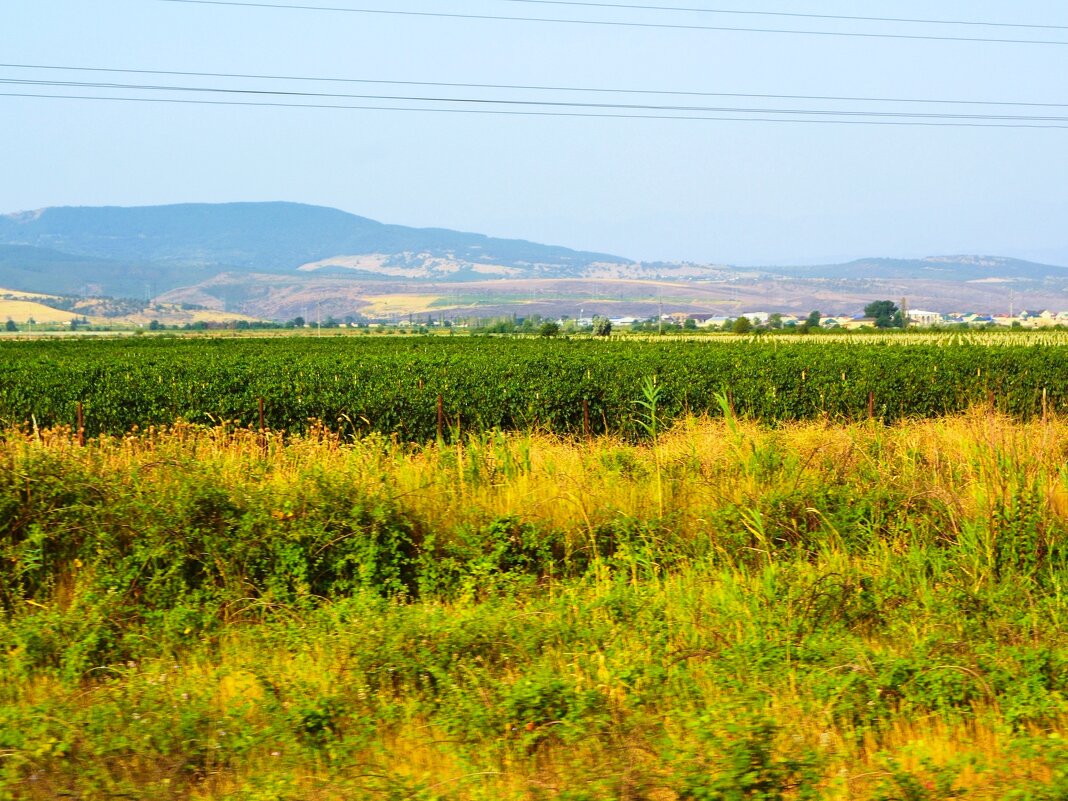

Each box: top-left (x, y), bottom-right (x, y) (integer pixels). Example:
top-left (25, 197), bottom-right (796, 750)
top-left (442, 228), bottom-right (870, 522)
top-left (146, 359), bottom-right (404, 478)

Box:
top-left (0, 202), bottom-right (630, 294)
top-left (767, 255), bottom-right (1068, 282)
top-left (1, 202), bottom-right (1066, 317)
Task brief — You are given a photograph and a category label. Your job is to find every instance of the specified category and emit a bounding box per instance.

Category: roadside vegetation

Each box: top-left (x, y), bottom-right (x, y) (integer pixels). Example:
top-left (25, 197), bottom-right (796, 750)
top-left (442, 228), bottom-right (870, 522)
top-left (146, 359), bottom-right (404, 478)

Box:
top-left (2, 408), bottom-right (1067, 799)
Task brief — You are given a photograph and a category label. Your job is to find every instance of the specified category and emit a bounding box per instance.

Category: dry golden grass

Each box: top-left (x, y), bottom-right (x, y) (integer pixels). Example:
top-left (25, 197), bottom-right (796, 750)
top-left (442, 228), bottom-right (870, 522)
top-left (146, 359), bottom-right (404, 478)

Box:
top-left (356, 293), bottom-right (449, 315)
top-left (5, 410), bottom-right (1067, 799)
top-left (21, 407), bottom-right (1068, 544)
top-left (0, 299), bottom-right (78, 324)
top-left (0, 287), bottom-right (60, 300)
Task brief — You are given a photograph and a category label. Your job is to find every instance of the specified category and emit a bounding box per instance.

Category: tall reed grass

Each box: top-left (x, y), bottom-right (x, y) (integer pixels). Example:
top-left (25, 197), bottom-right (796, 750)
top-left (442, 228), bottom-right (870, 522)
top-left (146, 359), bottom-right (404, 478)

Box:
top-left (1, 410), bottom-right (1066, 799)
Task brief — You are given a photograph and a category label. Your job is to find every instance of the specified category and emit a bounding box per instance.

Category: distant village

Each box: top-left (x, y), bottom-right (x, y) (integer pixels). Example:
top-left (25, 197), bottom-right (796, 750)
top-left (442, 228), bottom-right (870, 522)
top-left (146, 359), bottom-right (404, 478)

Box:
top-left (653, 308), bottom-right (1068, 330)
top-left (191, 307), bottom-right (1068, 333)
top-left (344, 303), bottom-right (1068, 332)
top-left (10, 294), bottom-right (1068, 334)
top-left (532, 307), bottom-right (1068, 333)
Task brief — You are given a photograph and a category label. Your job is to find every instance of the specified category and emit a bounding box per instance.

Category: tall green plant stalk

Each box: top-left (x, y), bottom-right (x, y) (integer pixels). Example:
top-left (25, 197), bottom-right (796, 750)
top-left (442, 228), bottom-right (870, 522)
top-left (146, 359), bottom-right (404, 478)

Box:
top-left (635, 376), bottom-right (664, 518)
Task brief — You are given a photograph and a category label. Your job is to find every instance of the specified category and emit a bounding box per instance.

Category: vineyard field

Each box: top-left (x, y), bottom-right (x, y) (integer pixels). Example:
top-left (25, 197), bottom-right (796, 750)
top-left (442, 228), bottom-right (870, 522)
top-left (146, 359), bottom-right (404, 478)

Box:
top-left (1, 335), bottom-right (1066, 439)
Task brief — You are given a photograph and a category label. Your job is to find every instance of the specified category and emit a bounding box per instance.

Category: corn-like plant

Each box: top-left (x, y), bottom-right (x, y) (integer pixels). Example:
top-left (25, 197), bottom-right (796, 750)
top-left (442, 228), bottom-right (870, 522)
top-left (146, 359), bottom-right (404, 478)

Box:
top-left (634, 375), bottom-right (664, 518)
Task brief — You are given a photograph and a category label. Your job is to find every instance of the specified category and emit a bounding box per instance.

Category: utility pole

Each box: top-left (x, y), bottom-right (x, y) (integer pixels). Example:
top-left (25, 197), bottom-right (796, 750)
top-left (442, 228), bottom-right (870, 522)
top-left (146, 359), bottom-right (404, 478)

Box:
top-left (900, 296), bottom-right (909, 329)
top-left (658, 291), bottom-right (663, 336)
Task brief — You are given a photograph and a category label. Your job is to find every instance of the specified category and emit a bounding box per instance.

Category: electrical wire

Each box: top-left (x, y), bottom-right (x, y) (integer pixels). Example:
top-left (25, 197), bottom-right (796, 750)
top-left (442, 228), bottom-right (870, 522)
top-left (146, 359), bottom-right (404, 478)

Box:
top-left (496, 0), bottom-right (1068, 32)
top-left (151, 0), bottom-right (1068, 46)
top-left (5, 77), bottom-right (1068, 123)
top-left (5, 90), bottom-right (1067, 128)
top-left (3, 62), bottom-right (1066, 109)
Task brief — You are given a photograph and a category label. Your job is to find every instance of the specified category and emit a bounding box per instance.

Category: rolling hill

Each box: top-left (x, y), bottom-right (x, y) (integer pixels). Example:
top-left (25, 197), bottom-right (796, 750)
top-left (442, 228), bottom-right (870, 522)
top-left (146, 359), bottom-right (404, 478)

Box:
top-left (0, 243), bottom-right (222, 298)
top-left (767, 255), bottom-right (1068, 282)
top-left (0, 202), bottom-right (631, 296)
top-left (1, 202), bottom-right (1065, 320)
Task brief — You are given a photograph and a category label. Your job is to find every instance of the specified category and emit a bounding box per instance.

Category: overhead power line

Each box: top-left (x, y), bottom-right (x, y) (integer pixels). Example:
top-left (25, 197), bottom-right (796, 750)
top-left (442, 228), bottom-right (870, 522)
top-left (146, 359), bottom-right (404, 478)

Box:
top-left (5, 77), bottom-right (1068, 123)
top-left (152, 0), bottom-right (1068, 46)
top-left (5, 90), bottom-right (1067, 128)
top-left (4, 63), bottom-right (1066, 109)
top-left (497, 0), bottom-right (1068, 32)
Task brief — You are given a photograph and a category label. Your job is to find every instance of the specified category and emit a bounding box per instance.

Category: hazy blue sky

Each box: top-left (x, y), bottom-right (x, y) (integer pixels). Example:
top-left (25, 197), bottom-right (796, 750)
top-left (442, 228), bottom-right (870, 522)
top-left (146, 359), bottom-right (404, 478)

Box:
top-left (4, 0), bottom-right (1067, 264)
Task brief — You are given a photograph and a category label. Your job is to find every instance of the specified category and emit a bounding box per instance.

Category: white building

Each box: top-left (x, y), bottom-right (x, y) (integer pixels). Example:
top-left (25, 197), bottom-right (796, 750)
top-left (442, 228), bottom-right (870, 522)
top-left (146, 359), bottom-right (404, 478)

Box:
top-left (907, 309), bottom-right (943, 326)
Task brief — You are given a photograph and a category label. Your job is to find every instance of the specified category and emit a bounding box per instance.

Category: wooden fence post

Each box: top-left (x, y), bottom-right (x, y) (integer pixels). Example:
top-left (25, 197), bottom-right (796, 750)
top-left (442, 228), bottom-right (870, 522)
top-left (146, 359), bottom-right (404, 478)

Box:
top-left (867, 391), bottom-right (875, 420)
top-left (583, 398), bottom-right (591, 440)
top-left (76, 401), bottom-right (85, 447)
top-left (437, 394), bottom-right (444, 441)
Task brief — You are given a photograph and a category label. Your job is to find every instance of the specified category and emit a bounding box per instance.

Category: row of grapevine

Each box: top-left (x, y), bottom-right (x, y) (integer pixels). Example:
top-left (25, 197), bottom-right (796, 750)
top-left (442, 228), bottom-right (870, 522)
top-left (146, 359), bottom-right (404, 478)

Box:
top-left (0, 337), bottom-right (1063, 439)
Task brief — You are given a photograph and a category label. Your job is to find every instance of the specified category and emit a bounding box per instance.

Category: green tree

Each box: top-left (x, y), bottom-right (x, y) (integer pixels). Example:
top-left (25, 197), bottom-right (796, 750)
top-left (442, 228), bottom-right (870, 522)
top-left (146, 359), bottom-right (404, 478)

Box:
top-left (768, 313), bottom-right (783, 330)
top-left (148, 319), bottom-right (162, 331)
top-left (799, 310), bottom-right (821, 334)
top-left (592, 316), bottom-right (612, 336)
top-left (4, 319), bottom-right (16, 332)
top-left (539, 321), bottom-right (560, 337)
top-left (683, 318), bottom-right (698, 330)
top-left (864, 300), bottom-right (902, 329)
top-left (731, 316), bottom-right (753, 334)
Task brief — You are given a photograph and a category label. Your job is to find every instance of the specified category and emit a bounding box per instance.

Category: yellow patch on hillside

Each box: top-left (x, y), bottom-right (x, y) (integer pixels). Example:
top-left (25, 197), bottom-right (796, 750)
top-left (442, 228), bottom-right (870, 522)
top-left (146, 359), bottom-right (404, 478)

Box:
top-left (121, 308), bottom-right (262, 325)
top-left (189, 309), bottom-right (261, 323)
top-left (0, 287), bottom-right (60, 300)
top-left (358, 294), bottom-right (446, 315)
top-left (0, 300), bottom-right (78, 324)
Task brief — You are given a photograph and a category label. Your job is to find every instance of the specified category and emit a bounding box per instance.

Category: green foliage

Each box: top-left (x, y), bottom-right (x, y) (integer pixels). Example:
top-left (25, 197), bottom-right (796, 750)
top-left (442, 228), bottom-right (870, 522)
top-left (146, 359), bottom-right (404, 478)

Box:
top-left (799, 310), bottom-right (821, 333)
top-left (634, 376), bottom-right (665, 516)
top-left (592, 316), bottom-right (612, 336)
top-left (5, 337), bottom-right (1068, 441)
top-left (864, 300), bottom-right (904, 329)
top-left (1, 424), bottom-right (1068, 798)
top-left (672, 710), bottom-right (824, 800)
top-left (731, 316), bottom-right (753, 334)
top-left (633, 375), bottom-right (663, 441)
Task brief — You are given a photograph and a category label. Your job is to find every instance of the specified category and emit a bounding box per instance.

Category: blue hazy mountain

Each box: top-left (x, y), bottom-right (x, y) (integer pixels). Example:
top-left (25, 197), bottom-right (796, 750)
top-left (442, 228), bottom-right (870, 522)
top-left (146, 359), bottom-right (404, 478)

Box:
top-left (0, 202), bottom-right (630, 293)
top-left (765, 255), bottom-right (1068, 281)
top-left (2, 203), bottom-right (1065, 304)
